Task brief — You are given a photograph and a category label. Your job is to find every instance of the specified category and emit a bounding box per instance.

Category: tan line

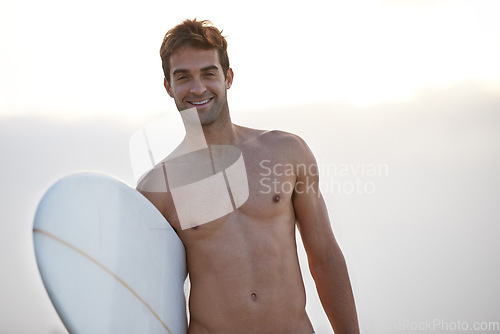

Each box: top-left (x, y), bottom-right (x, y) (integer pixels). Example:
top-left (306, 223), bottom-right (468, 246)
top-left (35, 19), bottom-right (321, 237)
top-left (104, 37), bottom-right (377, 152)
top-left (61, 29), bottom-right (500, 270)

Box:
top-left (33, 228), bottom-right (173, 334)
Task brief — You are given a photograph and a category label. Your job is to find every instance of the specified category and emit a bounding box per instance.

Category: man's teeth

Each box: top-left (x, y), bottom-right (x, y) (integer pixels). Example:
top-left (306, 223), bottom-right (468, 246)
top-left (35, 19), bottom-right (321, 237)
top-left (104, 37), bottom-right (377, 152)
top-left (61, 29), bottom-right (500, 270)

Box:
top-left (191, 98), bottom-right (211, 105)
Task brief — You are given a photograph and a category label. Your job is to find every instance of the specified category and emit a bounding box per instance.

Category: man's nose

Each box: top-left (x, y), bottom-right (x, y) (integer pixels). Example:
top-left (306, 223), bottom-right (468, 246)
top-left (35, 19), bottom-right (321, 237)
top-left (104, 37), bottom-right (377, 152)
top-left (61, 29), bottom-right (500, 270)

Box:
top-left (190, 77), bottom-right (206, 95)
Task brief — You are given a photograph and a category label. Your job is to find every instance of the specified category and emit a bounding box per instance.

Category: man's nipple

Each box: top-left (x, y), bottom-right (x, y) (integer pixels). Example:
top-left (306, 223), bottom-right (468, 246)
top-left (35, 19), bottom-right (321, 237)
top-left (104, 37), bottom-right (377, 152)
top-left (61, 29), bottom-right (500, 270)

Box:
top-left (273, 194), bottom-right (281, 203)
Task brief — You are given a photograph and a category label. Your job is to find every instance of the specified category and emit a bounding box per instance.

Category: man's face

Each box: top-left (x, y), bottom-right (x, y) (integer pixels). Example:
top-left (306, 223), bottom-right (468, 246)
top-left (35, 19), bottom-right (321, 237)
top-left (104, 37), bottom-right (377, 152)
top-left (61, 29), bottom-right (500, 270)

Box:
top-left (165, 46), bottom-right (233, 125)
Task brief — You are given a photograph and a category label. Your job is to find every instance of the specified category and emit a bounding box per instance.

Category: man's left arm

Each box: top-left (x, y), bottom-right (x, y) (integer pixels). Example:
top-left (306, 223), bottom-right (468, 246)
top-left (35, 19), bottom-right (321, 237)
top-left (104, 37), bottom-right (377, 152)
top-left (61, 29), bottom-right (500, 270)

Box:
top-left (291, 135), bottom-right (360, 334)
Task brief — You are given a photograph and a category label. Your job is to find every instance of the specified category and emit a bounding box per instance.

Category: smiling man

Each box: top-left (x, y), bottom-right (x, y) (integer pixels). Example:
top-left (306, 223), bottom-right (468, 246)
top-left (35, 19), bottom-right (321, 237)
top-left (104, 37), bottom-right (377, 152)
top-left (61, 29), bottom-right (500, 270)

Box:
top-left (137, 19), bottom-right (360, 334)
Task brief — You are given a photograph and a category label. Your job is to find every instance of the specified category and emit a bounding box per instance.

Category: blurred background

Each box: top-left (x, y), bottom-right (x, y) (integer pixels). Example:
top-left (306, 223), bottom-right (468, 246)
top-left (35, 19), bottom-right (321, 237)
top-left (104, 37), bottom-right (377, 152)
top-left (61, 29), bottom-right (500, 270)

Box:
top-left (1, 0), bottom-right (499, 333)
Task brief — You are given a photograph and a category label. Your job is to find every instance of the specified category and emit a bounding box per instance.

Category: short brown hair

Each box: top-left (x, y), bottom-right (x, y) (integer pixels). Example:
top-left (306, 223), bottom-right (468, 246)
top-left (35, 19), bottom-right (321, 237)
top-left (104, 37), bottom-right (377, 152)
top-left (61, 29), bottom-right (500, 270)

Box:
top-left (160, 19), bottom-right (230, 84)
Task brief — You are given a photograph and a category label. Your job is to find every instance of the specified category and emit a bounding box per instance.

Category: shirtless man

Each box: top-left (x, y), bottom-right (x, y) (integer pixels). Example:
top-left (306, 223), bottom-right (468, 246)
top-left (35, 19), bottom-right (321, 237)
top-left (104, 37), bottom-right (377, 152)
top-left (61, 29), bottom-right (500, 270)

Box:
top-left (137, 19), bottom-right (360, 334)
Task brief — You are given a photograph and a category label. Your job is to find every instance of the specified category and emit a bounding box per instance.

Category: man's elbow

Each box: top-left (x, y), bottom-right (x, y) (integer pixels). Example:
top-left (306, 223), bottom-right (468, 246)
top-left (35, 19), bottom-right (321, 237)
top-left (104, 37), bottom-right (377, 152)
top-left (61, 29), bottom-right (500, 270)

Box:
top-left (308, 246), bottom-right (347, 276)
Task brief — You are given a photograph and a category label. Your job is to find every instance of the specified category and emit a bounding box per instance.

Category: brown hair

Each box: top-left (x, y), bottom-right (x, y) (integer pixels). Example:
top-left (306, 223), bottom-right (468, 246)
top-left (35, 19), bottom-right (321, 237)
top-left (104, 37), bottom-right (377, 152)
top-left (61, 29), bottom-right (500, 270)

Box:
top-left (160, 19), bottom-right (230, 84)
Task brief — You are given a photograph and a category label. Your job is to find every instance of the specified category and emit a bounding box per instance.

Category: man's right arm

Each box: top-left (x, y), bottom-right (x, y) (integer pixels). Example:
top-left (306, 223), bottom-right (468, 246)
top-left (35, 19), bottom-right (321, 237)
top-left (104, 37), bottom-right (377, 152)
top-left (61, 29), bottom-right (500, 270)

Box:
top-left (136, 166), bottom-right (173, 226)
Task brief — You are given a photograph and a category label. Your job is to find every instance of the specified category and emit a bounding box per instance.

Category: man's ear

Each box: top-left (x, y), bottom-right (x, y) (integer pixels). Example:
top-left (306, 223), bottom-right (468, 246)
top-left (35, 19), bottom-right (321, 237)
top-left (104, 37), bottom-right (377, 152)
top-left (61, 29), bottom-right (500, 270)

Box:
top-left (225, 68), bottom-right (234, 90)
top-left (164, 77), bottom-right (174, 98)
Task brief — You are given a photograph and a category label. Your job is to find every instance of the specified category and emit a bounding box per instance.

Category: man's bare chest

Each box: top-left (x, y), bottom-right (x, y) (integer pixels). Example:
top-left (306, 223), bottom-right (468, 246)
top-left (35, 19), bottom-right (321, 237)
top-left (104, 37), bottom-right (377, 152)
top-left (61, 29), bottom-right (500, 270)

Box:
top-left (169, 147), bottom-right (296, 238)
top-left (238, 151), bottom-right (297, 219)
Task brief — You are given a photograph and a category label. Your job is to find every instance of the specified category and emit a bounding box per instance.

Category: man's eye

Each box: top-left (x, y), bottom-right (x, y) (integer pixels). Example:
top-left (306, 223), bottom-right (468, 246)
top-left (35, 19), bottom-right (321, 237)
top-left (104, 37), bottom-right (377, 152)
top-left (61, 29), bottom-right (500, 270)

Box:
top-left (205, 72), bottom-right (215, 76)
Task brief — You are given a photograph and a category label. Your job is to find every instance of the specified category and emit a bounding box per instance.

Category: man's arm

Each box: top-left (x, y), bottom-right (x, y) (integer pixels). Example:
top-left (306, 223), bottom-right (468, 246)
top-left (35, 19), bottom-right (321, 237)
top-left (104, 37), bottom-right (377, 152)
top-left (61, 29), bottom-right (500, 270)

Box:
top-left (291, 135), bottom-right (360, 334)
top-left (135, 164), bottom-right (179, 232)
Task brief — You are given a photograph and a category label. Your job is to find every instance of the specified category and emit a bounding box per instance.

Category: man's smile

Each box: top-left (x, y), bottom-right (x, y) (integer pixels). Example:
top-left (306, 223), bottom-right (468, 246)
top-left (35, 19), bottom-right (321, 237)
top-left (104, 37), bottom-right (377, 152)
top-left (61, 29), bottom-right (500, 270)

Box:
top-left (187, 97), bottom-right (214, 107)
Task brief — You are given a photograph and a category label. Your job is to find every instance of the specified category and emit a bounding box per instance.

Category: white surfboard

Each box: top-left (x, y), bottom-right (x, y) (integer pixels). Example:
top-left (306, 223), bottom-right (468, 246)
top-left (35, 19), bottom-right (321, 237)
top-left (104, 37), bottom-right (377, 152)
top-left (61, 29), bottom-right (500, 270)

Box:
top-left (33, 172), bottom-right (187, 334)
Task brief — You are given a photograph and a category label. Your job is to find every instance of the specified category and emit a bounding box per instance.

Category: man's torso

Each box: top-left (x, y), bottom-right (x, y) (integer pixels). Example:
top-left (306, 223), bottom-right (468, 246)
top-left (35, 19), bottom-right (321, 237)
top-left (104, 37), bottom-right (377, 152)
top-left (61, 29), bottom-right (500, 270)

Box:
top-left (138, 127), bottom-right (314, 334)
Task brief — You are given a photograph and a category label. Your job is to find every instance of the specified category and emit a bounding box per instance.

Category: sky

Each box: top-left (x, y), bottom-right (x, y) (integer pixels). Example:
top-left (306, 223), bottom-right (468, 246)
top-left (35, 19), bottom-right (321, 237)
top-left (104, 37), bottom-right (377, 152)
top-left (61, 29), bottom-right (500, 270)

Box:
top-left (2, 0), bottom-right (500, 118)
top-left (1, 0), bottom-right (500, 333)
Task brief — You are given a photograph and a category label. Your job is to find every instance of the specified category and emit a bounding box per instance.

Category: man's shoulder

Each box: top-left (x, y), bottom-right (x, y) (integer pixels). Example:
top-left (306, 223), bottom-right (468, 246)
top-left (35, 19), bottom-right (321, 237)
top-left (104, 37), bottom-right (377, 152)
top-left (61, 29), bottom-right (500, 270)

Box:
top-left (241, 128), bottom-right (314, 166)
top-left (259, 129), bottom-right (309, 154)
top-left (136, 162), bottom-right (169, 193)
top-left (241, 126), bottom-right (299, 144)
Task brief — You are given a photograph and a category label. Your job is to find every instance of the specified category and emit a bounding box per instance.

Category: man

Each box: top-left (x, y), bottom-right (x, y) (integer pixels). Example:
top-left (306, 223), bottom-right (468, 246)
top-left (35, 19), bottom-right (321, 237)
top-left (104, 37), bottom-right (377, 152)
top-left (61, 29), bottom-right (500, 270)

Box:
top-left (137, 19), bottom-right (360, 334)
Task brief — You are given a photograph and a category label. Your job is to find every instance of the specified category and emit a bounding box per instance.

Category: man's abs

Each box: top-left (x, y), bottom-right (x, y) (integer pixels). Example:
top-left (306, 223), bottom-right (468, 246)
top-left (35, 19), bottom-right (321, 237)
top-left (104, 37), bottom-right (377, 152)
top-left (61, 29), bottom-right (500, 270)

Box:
top-left (182, 215), bottom-right (314, 334)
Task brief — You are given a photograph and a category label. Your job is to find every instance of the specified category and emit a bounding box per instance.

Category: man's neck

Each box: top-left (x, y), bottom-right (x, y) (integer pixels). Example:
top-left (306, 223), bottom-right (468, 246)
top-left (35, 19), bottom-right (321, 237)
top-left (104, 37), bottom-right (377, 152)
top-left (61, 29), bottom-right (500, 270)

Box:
top-left (202, 111), bottom-right (240, 146)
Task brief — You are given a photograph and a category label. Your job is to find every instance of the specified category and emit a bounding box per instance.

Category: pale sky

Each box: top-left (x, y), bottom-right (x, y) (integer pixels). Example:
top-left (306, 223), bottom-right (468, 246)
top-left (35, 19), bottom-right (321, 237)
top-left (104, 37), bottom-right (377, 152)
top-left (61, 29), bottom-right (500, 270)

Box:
top-left (1, 0), bottom-right (499, 118)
